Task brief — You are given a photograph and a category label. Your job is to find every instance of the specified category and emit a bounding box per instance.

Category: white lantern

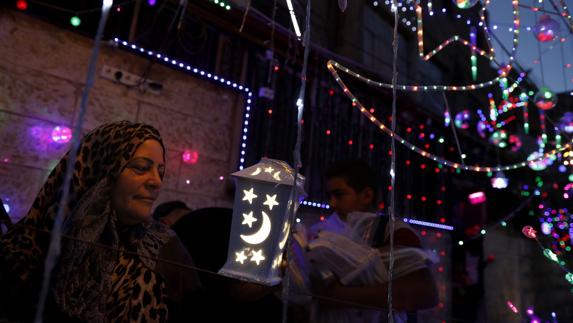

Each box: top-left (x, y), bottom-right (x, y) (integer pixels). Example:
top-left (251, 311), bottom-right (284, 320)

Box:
top-left (219, 158), bottom-right (305, 286)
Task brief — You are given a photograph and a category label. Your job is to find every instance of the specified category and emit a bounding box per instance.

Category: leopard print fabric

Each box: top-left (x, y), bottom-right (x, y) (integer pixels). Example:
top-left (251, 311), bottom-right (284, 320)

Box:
top-left (1, 121), bottom-right (173, 322)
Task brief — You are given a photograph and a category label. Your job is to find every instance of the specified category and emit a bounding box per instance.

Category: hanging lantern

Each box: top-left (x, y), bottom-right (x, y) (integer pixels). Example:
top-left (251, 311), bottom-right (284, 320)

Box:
top-left (558, 112), bottom-right (573, 134)
top-left (182, 149), bottom-right (199, 164)
top-left (454, 110), bottom-right (472, 129)
top-left (491, 171), bottom-right (508, 189)
top-left (533, 14), bottom-right (561, 42)
top-left (452, 0), bottom-right (480, 9)
top-left (527, 151), bottom-right (552, 171)
top-left (489, 130), bottom-right (508, 148)
top-left (219, 158), bottom-right (305, 286)
top-left (534, 87), bottom-right (557, 110)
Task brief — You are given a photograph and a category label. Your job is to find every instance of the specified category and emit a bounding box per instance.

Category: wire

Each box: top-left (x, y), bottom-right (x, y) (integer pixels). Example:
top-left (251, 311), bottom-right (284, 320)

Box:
top-left (34, 3), bottom-right (113, 322)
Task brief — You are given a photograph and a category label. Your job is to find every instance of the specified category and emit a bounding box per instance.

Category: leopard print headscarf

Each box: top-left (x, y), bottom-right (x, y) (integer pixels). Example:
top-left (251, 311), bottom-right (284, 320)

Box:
top-left (1, 121), bottom-right (173, 322)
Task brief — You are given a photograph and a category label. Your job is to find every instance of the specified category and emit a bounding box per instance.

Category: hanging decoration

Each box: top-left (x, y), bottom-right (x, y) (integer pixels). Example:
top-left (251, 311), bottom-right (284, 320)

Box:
top-left (491, 171), bottom-right (509, 189)
top-left (534, 87), bottom-right (558, 110)
top-left (452, 0), bottom-right (480, 9)
top-left (326, 0), bottom-right (520, 92)
top-left (528, 151), bottom-right (553, 171)
top-left (219, 158), bottom-right (305, 286)
top-left (327, 61), bottom-right (572, 172)
top-left (533, 14), bottom-right (561, 42)
top-left (454, 110), bottom-right (472, 129)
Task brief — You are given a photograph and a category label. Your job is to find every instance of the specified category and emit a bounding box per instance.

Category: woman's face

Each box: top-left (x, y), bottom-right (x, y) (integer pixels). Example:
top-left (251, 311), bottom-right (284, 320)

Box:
top-left (112, 139), bottom-right (165, 225)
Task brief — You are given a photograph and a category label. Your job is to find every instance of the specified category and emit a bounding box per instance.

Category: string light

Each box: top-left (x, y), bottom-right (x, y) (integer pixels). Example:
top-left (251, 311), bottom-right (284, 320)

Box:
top-left (16, 0), bottom-right (28, 11)
top-left (70, 15), bottom-right (81, 27)
top-left (111, 38), bottom-right (253, 170)
top-left (416, 0), bottom-right (519, 69)
top-left (210, 0), bottom-right (231, 10)
top-left (286, 0), bottom-right (302, 37)
top-left (326, 62), bottom-right (572, 172)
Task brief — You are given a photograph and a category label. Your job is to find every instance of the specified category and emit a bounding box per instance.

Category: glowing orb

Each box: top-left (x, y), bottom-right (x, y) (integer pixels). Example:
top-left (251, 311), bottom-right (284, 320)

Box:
top-left (533, 15), bottom-right (561, 42)
top-left (182, 149), bottom-right (199, 164)
top-left (491, 171), bottom-right (508, 189)
top-left (527, 151), bottom-right (552, 171)
top-left (489, 130), bottom-right (508, 148)
top-left (454, 110), bottom-right (472, 129)
top-left (452, 0), bottom-right (480, 9)
top-left (51, 126), bottom-right (72, 143)
top-left (522, 225), bottom-right (537, 239)
top-left (534, 87), bottom-right (557, 110)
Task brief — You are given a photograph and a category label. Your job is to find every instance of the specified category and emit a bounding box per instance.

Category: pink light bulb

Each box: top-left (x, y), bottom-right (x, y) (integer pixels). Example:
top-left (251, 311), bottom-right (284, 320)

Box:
top-left (182, 149), bottom-right (199, 164)
top-left (51, 126), bottom-right (72, 144)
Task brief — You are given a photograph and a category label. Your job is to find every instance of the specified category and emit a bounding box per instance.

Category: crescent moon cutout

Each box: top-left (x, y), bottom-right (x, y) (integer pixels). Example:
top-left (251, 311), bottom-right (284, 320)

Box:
top-left (240, 211), bottom-right (272, 245)
top-left (251, 167), bottom-right (262, 176)
top-left (273, 171), bottom-right (281, 181)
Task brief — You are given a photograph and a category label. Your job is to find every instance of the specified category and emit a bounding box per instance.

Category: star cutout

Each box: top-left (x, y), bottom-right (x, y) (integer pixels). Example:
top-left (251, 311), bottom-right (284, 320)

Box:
top-left (263, 194), bottom-right (279, 210)
top-left (235, 250), bottom-right (248, 264)
top-left (242, 187), bottom-right (258, 204)
top-left (250, 249), bottom-right (266, 265)
top-left (264, 166), bottom-right (274, 173)
top-left (242, 211), bottom-right (257, 228)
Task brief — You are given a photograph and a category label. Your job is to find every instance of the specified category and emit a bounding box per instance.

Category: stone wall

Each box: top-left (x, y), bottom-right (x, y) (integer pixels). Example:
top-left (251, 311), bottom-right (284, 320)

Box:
top-left (0, 10), bottom-right (245, 222)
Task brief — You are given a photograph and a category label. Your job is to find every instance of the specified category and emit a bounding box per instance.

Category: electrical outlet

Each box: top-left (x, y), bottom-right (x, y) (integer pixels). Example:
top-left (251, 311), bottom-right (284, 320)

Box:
top-left (100, 65), bottom-right (163, 94)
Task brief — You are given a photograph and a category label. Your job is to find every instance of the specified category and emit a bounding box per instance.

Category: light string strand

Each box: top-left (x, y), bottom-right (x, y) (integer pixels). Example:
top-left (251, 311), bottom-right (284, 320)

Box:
top-left (326, 60), bottom-right (572, 172)
top-left (387, 0), bottom-right (399, 321)
top-left (283, 0), bottom-right (311, 322)
top-left (35, 2), bottom-right (114, 322)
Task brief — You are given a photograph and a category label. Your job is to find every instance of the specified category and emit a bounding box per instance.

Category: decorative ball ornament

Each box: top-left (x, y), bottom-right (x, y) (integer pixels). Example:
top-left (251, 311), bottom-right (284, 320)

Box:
top-left (533, 15), bottom-right (561, 42)
top-left (50, 126), bottom-right (72, 144)
top-left (489, 130), bottom-right (508, 148)
top-left (452, 0), bottom-right (480, 9)
top-left (558, 112), bottom-right (573, 134)
top-left (491, 171), bottom-right (508, 189)
top-left (527, 151), bottom-right (552, 171)
top-left (534, 87), bottom-right (557, 110)
top-left (454, 110), bottom-right (472, 129)
top-left (522, 225), bottom-right (537, 239)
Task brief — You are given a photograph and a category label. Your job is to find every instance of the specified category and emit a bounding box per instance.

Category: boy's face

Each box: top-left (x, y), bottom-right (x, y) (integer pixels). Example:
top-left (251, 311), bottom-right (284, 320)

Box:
top-left (326, 177), bottom-right (373, 219)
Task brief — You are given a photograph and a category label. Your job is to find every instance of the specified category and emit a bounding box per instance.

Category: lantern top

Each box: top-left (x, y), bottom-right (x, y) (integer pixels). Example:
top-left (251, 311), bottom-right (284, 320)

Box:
top-left (233, 158), bottom-right (305, 187)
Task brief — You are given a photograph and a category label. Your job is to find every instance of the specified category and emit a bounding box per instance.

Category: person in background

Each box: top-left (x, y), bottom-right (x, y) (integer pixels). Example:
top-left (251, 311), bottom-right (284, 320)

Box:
top-left (295, 159), bottom-right (438, 323)
top-left (153, 200), bottom-right (192, 227)
top-left (0, 121), bottom-right (200, 322)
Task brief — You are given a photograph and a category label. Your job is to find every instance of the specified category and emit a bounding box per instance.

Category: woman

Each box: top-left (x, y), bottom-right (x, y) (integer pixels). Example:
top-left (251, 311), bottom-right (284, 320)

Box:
top-left (0, 121), bottom-right (200, 322)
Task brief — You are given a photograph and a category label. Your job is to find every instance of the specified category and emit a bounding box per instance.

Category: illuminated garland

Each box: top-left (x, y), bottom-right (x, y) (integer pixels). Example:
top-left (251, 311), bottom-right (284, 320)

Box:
top-left (326, 60), bottom-right (572, 172)
top-left (111, 38), bottom-right (254, 170)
